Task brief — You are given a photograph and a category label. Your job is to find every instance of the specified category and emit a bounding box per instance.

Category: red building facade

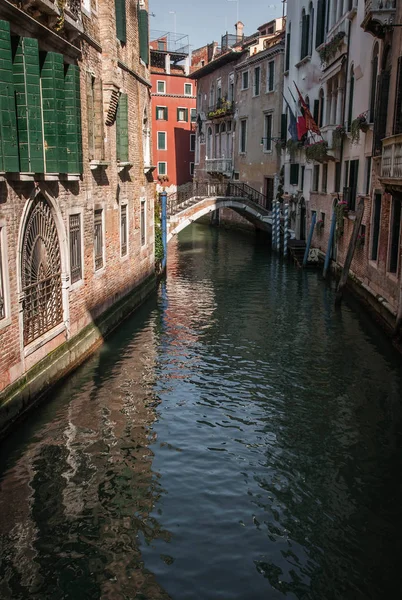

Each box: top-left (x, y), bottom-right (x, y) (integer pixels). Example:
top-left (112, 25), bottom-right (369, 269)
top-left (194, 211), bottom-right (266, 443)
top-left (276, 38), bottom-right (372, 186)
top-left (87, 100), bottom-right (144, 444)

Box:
top-left (150, 32), bottom-right (196, 191)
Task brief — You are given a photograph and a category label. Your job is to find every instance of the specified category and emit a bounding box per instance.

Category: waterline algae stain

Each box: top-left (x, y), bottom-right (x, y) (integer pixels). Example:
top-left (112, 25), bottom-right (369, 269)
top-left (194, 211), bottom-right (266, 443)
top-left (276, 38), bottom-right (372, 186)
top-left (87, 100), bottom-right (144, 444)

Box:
top-left (1, 224), bottom-right (402, 599)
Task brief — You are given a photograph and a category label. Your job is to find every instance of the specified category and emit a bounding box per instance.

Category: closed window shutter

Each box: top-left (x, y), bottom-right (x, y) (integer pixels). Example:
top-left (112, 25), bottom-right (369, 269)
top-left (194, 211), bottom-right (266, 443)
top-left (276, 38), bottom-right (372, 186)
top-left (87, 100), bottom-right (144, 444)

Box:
top-left (316, 0), bottom-right (325, 48)
top-left (115, 0), bottom-right (127, 43)
top-left (184, 108), bottom-right (188, 122)
top-left (65, 64), bottom-right (83, 174)
top-left (40, 51), bottom-right (67, 173)
top-left (0, 20), bottom-right (19, 172)
top-left (139, 9), bottom-right (149, 65)
top-left (393, 57), bottom-right (402, 135)
top-left (281, 113), bottom-right (287, 141)
top-left (373, 70), bottom-right (390, 156)
top-left (177, 107), bottom-right (180, 121)
top-left (94, 79), bottom-right (104, 159)
top-left (305, 15), bottom-right (310, 58)
top-left (313, 99), bottom-right (319, 123)
top-left (165, 106), bottom-right (168, 120)
top-left (269, 63), bottom-right (274, 91)
top-left (290, 163), bottom-right (299, 185)
top-left (116, 93), bottom-right (128, 162)
top-left (87, 73), bottom-right (95, 160)
top-left (285, 32), bottom-right (290, 71)
top-left (12, 37), bottom-right (44, 173)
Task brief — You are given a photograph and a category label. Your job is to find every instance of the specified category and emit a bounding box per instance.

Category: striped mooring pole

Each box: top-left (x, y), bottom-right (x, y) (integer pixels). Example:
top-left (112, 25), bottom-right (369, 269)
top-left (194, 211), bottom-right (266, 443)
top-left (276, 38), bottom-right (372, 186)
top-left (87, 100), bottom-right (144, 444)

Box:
top-left (272, 201), bottom-right (277, 249)
top-left (283, 203), bottom-right (289, 257)
top-left (161, 191), bottom-right (167, 271)
top-left (276, 202), bottom-right (281, 253)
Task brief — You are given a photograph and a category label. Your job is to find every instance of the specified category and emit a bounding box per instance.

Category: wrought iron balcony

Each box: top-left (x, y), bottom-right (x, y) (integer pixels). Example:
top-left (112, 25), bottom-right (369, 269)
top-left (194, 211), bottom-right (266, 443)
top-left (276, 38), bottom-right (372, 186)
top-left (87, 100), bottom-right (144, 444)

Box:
top-left (207, 99), bottom-right (235, 120)
top-left (381, 134), bottom-right (402, 184)
top-left (361, 0), bottom-right (396, 38)
top-left (206, 158), bottom-right (233, 176)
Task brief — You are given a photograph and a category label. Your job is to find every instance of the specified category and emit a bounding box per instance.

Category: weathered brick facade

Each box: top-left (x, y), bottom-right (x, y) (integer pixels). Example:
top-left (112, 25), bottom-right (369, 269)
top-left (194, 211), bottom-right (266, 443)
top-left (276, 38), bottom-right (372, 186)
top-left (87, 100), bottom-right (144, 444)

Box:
top-left (0, 0), bottom-right (155, 431)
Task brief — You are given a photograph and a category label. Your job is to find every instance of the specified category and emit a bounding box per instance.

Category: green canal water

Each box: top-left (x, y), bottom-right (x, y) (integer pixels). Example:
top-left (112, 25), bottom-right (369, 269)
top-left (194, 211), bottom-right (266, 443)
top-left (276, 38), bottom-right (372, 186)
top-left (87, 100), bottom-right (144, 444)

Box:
top-left (1, 224), bottom-right (402, 599)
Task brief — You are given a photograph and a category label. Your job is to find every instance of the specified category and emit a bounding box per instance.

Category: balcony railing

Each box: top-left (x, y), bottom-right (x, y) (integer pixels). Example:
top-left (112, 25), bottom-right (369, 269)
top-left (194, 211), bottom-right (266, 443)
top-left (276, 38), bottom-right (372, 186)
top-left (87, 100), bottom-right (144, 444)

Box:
top-left (206, 158), bottom-right (233, 175)
top-left (207, 99), bottom-right (235, 120)
top-left (381, 134), bottom-right (402, 179)
top-left (362, 0), bottom-right (396, 37)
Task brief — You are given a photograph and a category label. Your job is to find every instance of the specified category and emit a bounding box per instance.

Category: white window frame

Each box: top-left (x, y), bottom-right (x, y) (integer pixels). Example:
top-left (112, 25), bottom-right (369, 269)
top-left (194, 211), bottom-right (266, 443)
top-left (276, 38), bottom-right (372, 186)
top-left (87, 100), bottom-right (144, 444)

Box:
top-left (190, 108), bottom-right (197, 123)
top-left (120, 201), bottom-right (129, 259)
top-left (0, 222), bottom-right (11, 329)
top-left (190, 133), bottom-right (196, 152)
top-left (82, 0), bottom-right (91, 16)
top-left (267, 60), bottom-right (275, 93)
top-left (157, 131), bottom-right (167, 150)
top-left (157, 80), bottom-right (166, 94)
top-left (156, 105), bottom-right (167, 120)
top-left (239, 118), bottom-right (247, 153)
top-left (177, 107), bottom-right (187, 122)
top-left (241, 70), bottom-right (249, 90)
top-left (67, 206), bottom-right (84, 291)
top-left (184, 82), bottom-right (193, 96)
top-left (157, 161), bottom-right (167, 176)
top-left (190, 162), bottom-right (195, 176)
top-left (93, 206), bottom-right (106, 274)
top-left (253, 66), bottom-right (261, 97)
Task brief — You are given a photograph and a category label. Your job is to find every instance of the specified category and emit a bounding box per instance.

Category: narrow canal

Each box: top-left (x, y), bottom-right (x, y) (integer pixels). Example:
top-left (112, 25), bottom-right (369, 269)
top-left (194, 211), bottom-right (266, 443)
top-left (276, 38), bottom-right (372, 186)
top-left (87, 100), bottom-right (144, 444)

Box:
top-left (1, 223), bottom-right (402, 600)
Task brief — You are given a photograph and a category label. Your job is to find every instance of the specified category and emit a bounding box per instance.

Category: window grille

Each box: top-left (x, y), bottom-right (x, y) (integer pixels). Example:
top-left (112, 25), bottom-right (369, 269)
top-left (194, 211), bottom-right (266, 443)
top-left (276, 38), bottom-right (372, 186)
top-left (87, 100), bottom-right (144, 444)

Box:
top-left (94, 209), bottom-right (103, 270)
top-left (21, 195), bottom-right (62, 345)
top-left (121, 205), bottom-right (127, 256)
top-left (141, 201), bottom-right (146, 246)
top-left (69, 214), bottom-right (82, 284)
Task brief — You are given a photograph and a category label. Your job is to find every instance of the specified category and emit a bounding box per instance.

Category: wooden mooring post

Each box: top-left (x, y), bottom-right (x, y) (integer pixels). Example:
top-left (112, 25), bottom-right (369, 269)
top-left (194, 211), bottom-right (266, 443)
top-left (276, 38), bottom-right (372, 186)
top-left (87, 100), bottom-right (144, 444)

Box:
top-left (335, 198), bottom-right (364, 306)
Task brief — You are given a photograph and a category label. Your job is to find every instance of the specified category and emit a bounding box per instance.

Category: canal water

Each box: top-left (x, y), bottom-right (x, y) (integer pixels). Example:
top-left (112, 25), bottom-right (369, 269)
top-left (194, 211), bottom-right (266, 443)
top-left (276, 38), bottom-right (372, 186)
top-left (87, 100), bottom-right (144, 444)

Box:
top-left (1, 224), bottom-right (402, 600)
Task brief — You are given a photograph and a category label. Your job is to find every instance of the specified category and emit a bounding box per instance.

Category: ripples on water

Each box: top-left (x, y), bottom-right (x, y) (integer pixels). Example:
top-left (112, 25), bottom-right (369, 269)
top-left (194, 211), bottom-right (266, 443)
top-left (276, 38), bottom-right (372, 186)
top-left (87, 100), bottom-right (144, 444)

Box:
top-left (1, 224), bottom-right (402, 600)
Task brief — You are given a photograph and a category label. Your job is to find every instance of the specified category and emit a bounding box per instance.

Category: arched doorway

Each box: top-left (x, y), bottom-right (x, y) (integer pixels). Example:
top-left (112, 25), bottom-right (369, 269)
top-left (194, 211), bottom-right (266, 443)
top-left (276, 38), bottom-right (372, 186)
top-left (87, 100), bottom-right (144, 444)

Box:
top-left (21, 194), bottom-right (63, 345)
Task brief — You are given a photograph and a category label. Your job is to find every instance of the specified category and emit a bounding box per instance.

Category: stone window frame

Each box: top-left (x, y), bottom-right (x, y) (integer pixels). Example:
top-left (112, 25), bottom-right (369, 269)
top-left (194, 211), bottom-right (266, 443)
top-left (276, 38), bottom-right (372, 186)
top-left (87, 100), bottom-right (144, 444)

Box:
top-left (157, 131), bottom-right (167, 150)
top-left (190, 162), bottom-right (195, 176)
top-left (157, 80), bottom-right (166, 94)
top-left (0, 220), bottom-right (11, 330)
top-left (93, 205), bottom-right (106, 274)
top-left (66, 206), bottom-right (85, 292)
top-left (239, 118), bottom-right (247, 154)
top-left (241, 70), bottom-right (249, 91)
top-left (158, 161), bottom-right (167, 176)
top-left (184, 82), bottom-right (193, 96)
top-left (190, 134), bottom-right (196, 152)
top-left (140, 198), bottom-right (146, 247)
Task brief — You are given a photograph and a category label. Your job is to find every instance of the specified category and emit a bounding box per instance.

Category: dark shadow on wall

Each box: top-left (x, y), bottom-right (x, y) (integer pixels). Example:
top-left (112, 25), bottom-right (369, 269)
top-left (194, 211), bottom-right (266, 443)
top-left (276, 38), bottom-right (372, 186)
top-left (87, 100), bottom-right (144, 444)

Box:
top-left (174, 127), bottom-right (194, 186)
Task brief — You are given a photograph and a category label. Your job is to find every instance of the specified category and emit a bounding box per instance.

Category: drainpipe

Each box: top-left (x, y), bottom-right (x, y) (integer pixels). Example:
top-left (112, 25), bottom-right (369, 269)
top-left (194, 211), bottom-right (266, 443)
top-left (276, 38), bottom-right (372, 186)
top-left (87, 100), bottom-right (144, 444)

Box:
top-left (160, 192), bottom-right (167, 271)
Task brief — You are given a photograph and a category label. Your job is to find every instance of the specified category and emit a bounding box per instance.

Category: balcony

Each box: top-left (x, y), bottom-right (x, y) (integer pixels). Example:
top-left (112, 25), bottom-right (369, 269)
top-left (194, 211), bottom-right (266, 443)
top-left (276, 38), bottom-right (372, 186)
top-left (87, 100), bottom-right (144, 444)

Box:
top-left (361, 0), bottom-right (396, 38)
top-left (206, 158), bottom-right (233, 177)
top-left (207, 99), bottom-right (235, 120)
top-left (64, 0), bottom-right (83, 37)
top-left (380, 134), bottom-right (402, 189)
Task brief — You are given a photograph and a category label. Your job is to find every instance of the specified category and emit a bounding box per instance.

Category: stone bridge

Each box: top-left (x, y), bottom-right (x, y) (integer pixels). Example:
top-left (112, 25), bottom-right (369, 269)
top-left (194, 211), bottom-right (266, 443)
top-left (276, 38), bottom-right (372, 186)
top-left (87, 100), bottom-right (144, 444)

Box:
top-left (166, 182), bottom-right (280, 242)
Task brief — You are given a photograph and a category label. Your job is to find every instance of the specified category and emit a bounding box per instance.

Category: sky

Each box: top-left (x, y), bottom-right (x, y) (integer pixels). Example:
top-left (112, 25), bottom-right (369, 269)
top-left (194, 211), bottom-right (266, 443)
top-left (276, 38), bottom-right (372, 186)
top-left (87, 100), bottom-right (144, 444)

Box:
top-left (149, 0), bottom-right (285, 51)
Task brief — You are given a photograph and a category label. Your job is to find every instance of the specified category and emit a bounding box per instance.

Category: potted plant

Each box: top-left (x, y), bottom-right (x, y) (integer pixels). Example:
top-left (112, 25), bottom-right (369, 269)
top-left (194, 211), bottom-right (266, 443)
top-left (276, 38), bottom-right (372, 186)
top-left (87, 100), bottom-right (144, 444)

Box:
top-left (332, 125), bottom-right (345, 150)
top-left (318, 31), bottom-right (346, 65)
top-left (305, 140), bottom-right (329, 162)
top-left (351, 112), bottom-right (369, 144)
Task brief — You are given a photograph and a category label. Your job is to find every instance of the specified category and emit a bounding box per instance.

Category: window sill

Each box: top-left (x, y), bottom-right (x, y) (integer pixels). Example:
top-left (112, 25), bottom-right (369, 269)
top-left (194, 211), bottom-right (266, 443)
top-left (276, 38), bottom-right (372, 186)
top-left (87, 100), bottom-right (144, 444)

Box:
top-left (0, 315), bottom-right (11, 332)
top-left (69, 277), bottom-right (84, 293)
top-left (24, 323), bottom-right (67, 359)
top-left (117, 161), bottom-right (133, 172)
top-left (90, 160), bottom-right (109, 170)
top-left (265, 89), bottom-right (274, 95)
top-left (295, 55), bottom-right (311, 69)
top-left (144, 165), bottom-right (156, 174)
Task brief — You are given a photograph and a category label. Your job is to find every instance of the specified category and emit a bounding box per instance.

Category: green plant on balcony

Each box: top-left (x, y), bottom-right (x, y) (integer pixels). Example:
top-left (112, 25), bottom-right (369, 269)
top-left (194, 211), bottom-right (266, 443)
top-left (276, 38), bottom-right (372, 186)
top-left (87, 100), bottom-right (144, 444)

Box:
top-left (286, 138), bottom-right (302, 157)
top-left (305, 140), bottom-right (328, 162)
top-left (351, 112), bottom-right (369, 144)
top-left (208, 97), bottom-right (233, 119)
top-left (318, 31), bottom-right (346, 65)
top-left (332, 125), bottom-right (345, 150)
top-left (276, 140), bottom-right (286, 154)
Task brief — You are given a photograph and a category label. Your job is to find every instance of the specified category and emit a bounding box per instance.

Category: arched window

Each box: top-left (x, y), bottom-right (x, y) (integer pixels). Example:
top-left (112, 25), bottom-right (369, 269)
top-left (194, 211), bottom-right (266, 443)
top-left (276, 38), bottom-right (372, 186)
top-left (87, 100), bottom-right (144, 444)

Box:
top-left (308, 3), bottom-right (314, 57)
top-left (285, 23), bottom-right (291, 71)
top-left (369, 43), bottom-right (379, 123)
top-left (300, 9), bottom-right (310, 60)
top-left (347, 65), bottom-right (354, 131)
top-left (21, 195), bottom-right (63, 345)
top-left (207, 126), bottom-right (212, 158)
top-left (316, 0), bottom-right (326, 48)
top-left (318, 88), bottom-right (325, 127)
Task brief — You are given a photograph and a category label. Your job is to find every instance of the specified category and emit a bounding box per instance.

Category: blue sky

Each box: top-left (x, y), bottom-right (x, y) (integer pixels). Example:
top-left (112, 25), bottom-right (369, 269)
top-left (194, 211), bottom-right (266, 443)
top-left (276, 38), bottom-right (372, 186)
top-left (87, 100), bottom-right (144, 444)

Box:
top-left (149, 0), bottom-right (285, 51)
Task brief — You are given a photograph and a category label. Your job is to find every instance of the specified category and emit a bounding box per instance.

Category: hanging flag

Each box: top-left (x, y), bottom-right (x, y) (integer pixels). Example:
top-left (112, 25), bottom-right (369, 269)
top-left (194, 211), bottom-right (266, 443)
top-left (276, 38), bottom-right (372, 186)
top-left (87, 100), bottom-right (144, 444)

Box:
top-left (293, 81), bottom-right (321, 135)
top-left (282, 93), bottom-right (298, 142)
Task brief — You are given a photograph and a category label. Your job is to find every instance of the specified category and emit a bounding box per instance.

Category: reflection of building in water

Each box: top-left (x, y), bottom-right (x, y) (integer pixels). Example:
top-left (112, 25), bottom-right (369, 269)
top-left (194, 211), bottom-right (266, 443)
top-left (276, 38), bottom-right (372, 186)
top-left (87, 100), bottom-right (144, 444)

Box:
top-left (0, 323), bottom-right (171, 599)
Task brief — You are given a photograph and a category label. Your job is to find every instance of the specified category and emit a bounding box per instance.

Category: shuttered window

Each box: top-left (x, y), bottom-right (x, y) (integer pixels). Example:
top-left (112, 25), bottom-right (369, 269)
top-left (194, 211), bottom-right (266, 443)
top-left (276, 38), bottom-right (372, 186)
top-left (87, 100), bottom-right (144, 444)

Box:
top-left (138, 9), bottom-right (149, 65)
top-left (316, 0), bottom-right (326, 48)
top-left (177, 107), bottom-right (188, 122)
top-left (373, 70), bottom-right (390, 156)
top-left (290, 163), bottom-right (299, 186)
top-left (116, 93), bottom-right (129, 162)
top-left (69, 214), bottom-right (82, 284)
top-left (0, 226), bottom-right (5, 320)
top-left (94, 209), bottom-right (104, 270)
top-left (40, 51), bottom-right (67, 173)
top-left (393, 57), bottom-right (402, 135)
top-left (300, 13), bottom-right (310, 60)
top-left (87, 74), bottom-right (104, 160)
top-left (267, 61), bottom-right (274, 92)
top-left (280, 113), bottom-right (287, 141)
top-left (65, 64), bottom-right (83, 174)
top-left (0, 20), bottom-right (19, 172)
top-left (121, 204), bottom-right (127, 256)
top-left (347, 69), bottom-right (354, 132)
top-left (12, 36), bottom-right (44, 173)
top-left (140, 199), bottom-right (146, 246)
top-left (285, 29), bottom-right (290, 72)
top-left (115, 0), bottom-right (126, 43)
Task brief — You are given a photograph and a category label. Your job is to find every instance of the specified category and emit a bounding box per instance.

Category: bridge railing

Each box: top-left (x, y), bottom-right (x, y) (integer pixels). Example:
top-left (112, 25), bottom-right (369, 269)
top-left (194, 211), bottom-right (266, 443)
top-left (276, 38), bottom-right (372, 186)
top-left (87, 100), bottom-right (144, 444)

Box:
top-left (165, 181), bottom-right (270, 216)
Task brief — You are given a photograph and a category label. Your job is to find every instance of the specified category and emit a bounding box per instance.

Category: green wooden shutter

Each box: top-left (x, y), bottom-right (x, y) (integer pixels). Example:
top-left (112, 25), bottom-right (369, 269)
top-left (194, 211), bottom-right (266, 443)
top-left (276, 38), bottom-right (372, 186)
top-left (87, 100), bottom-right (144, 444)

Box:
top-left (115, 0), bottom-right (126, 43)
top-left (116, 92), bottom-right (128, 162)
top-left (0, 20), bottom-right (19, 172)
top-left (280, 113), bottom-right (287, 141)
top-left (40, 51), bottom-right (67, 173)
top-left (12, 36), bottom-right (44, 173)
top-left (184, 108), bottom-right (188, 122)
top-left (285, 32), bottom-right (290, 71)
top-left (394, 57), bottom-right (402, 134)
top-left (165, 106), bottom-right (168, 120)
top-left (65, 64), bottom-right (83, 173)
top-left (313, 99), bottom-right (319, 124)
top-left (290, 163), bottom-right (299, 185)
top-left (316, 0), bottom-right (325, 48)
top-left (139, 9), bottom-right (149, 65)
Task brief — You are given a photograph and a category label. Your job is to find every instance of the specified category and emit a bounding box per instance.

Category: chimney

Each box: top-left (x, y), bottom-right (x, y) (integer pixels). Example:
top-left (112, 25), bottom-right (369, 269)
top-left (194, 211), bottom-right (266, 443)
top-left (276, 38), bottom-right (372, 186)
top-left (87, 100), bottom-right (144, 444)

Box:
top-left (235, 21), bottom-right (244, 40)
